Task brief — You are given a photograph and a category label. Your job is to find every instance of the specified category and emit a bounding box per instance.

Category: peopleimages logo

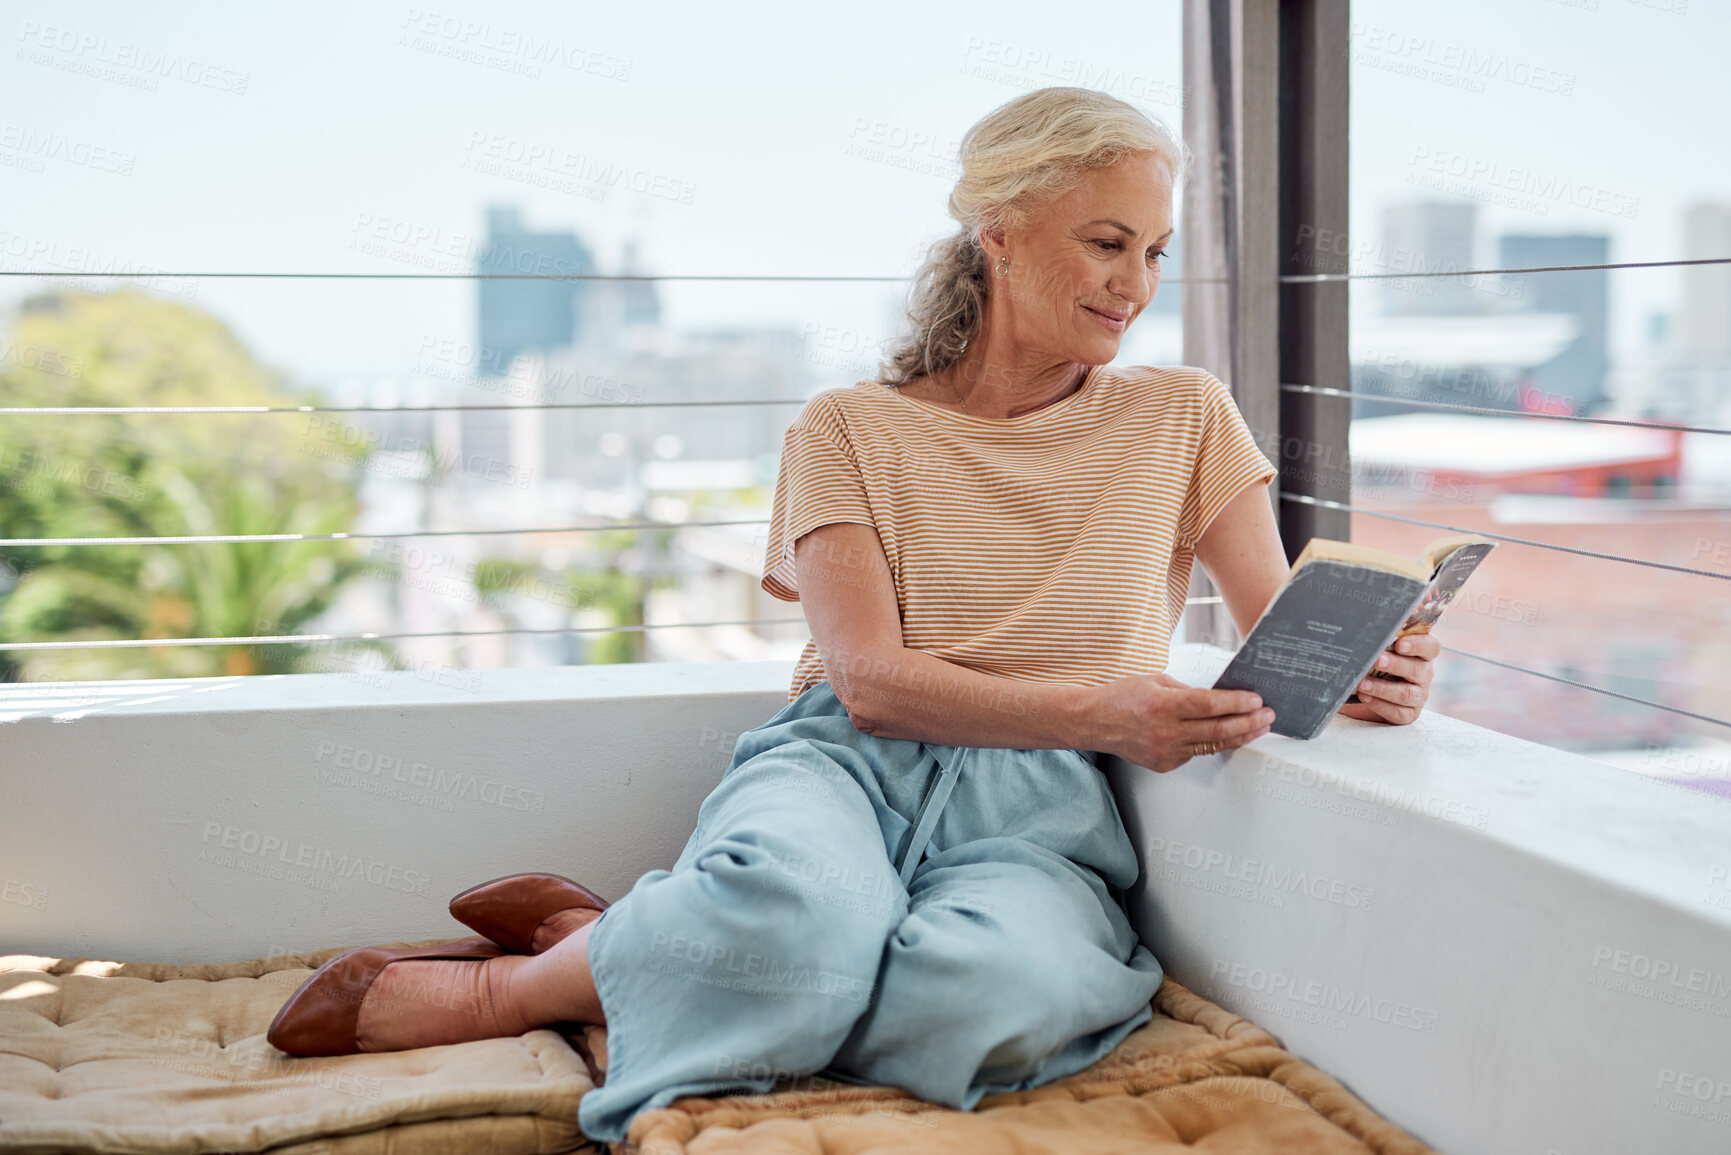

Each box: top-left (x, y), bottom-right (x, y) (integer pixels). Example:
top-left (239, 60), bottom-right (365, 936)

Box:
top-left (0, 878), bottom-right (48, 911)
top-left (1256, 756), bottom-right (1491, 830)
top-left (1591, 947), bottom-right (1731, 999)
top-left (1653, 1068), bottom-right (1731, 1125)
top-left (1209, 958), bottom-right (1441, 1034)
top-left (312, 740), bottom-right (545, 814)
top-left (1407, 146), bottom-right (1641, 220)
top-left (15, 22), bottom-right (251, 94)
top-left (1147, 838), bottom-right (1375, 911)
top-left (1706, 865), bottom-right (1731, 912)
top-left (198, 822), bottom-right (432, 896)
top-left (1589, 945), bottom-right (1731, 1018)
top-left (645, 932), bottom-right (873, 1003)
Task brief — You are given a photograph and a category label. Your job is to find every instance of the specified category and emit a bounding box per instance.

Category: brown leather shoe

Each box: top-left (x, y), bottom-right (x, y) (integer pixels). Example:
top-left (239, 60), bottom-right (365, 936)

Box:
top-left (448, 873), bottom-right (609, 954)
top-left (266, 936), bottom-right (505, 1057)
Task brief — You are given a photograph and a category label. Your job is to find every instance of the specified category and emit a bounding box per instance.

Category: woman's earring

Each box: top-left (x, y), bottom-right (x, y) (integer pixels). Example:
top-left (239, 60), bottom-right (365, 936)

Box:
top-left (995, 255), bottom-right (1010, 276)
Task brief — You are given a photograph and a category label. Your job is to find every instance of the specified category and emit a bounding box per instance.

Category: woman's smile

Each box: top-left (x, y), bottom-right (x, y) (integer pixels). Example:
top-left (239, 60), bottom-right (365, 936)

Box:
top-left (1082, 303), bottom-right (1129, 333)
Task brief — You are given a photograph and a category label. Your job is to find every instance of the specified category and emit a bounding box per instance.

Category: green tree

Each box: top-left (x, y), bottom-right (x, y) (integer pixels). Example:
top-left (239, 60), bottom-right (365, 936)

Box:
top-left (0, 289), bottom-right (371, 681)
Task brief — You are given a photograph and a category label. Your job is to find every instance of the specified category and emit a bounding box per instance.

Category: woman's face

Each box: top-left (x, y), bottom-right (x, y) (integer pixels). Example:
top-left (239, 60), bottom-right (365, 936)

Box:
top-left (987, 151), bottom-right (1175, 365)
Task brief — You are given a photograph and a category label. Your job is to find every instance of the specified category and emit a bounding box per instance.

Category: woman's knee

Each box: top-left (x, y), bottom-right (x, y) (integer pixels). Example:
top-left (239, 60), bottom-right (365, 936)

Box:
top-left (890, 875), bottom-right (1117, 1011)
top-left (896, 895), bottom-right (1073, 975)
top-left (689, 828), bottom-right (903, 946)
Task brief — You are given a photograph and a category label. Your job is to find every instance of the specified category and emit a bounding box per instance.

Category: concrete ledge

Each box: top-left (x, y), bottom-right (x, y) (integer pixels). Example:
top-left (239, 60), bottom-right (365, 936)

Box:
top-left (1111, 644), bottom-right (1731, 1155)
top-left (0, 661), bottom-right (794, 963)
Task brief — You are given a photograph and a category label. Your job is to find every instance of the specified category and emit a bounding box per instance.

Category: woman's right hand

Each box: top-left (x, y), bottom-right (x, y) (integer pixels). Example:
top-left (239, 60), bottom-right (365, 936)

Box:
top-left (1086, 673), bottom-right (1275, 774)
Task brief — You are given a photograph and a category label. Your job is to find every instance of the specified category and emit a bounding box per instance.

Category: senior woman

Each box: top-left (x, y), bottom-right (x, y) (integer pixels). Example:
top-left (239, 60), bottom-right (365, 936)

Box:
top-left (266, 86), bottom-right (1439, 1144)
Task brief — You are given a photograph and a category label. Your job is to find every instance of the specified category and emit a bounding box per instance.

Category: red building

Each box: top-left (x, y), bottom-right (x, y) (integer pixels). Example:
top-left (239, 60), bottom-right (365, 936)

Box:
top-left (1348, 413), bottom-right (1728, 756)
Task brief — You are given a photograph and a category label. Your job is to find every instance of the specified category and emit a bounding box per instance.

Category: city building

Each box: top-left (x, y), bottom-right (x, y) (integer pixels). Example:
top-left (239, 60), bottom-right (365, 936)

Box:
top-left (477, 204), bottom-right (595, 370)
top-left (1349, 412), bottom-right (1683, 499)
top-left (1351, 202), bottom-right (1610, 419)
top-left (1498, 234), bottom-right (1610, 413)
top-left (1378, 200), bottom-right (1479, 316)
top-left (1349, 413), bottom-right (1723, 754)
top-left (1680, 202), bottom-right (1731, 363)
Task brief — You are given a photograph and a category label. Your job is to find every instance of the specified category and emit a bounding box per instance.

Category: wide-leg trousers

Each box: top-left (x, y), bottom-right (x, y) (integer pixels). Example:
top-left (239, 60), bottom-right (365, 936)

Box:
top-left (575, 679), bottom-right (1164, 1143)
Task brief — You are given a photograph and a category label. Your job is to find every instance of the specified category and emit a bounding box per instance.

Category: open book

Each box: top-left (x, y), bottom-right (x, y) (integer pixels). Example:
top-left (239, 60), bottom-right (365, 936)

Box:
top-left (1211, 534), bottom-right (1497, 740)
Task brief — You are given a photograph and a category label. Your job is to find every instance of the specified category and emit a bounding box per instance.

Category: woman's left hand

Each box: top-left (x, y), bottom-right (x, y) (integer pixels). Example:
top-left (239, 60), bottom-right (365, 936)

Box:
top-left (1337, 633), bottom-right (1440, 726)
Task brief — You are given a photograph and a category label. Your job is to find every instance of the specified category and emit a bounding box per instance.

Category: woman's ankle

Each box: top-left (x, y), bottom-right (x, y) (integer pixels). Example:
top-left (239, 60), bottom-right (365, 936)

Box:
top-left (530, 906), bottom-right (604, 953)
top-left (356, 953), bottom-right (539, 1051)
top-left (509, 924), bottom-right (605, 1025)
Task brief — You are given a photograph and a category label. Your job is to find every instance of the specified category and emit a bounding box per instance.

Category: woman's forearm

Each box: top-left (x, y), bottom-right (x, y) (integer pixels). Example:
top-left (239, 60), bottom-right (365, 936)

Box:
top-left (826, 644), bottom-right (1099, 752)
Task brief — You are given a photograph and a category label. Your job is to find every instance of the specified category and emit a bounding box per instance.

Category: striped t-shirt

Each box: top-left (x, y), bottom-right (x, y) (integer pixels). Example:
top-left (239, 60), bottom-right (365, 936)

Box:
top-left (760, 363), bottom-right (1278, 703)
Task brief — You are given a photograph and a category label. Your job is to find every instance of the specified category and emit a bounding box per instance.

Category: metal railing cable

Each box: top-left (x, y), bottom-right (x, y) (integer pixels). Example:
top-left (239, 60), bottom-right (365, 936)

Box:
top-left (0, 617), bottom-right (807, 653)
top-left (0, 398), bottom-right (806, 415)
top-left (5, 484), bottom-right (1726, 572)
top-left (0, 597), bottom-right (1228, 653)
top-left (0, 272), bottom-right (913, 283)
top-left (1276, 492), bottom-right (1731, 583)
top-left (5, 253), bottom-right (1727, 283)
top-left (1277, 385), bottom-right (1731, 437)
top-left (0, 517), bottom-right (768, 549)
top-left (0, 269), bottom-right (1232, 283)
top-left (6, 620), bottom-right (1719, 732)
top-left (1438, 643), bottom-right (1730, 731)
top-left (6, 388), bottom-right (1729, 437)
top-left (1278, 254), bottom-right (1731, 283)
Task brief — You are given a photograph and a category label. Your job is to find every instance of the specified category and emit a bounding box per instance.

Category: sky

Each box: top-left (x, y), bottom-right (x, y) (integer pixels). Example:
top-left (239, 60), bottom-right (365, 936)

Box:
top-left (2, 0), bottom-right (1727, 390)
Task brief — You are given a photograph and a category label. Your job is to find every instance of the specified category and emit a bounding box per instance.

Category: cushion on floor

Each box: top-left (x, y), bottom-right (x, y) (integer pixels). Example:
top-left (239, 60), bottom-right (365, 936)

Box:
top-left (616, 978), bottom-right (1438, 1155)
top-left (1, 944), bottom-right (1435, 1155)
top-left (0, 941), bottom-right (597, 1155)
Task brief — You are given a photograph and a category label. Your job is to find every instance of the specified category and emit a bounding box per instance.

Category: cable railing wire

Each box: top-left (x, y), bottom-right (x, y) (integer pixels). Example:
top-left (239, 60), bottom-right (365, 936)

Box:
top-left (1277, 385), bottom-right (1731, 437)
top-left (0, 398), bottom-right (807, 416)
top-left (1278, 254), bottom-right (1731, 283)
top-left (0, 617), bottom-right (807, 653)
top-left (0, 272), bottom-right (910, 283)
top-left (1439, 642), bottom-right (1730, 731)
top-left (6, 492), bottom-right (1725, 578)
top-left (5, 253), bottom-right (1724, 284)
top-left (5, 612), bottom-right (1718, 732)
top-left (11, 387), bottom-right (1724, 439)
top-left (0, 268), bottom-right (1231, 284)
top-left (0, 517), bottom-right (768, 549)
top-left (5, 383), bottom-right (1725, 438)
top-left (1276, 492), bottom-right (1731, 583)
top-left (1354, 480), bottom-right (1727, 504)
top-left (0, 598), bottom-right (1228, 653)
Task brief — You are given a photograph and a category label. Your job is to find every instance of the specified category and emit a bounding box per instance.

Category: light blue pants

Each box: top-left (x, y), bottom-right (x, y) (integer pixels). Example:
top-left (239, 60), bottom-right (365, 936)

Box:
top-left (576, 679), bottom-right (1164, 1143)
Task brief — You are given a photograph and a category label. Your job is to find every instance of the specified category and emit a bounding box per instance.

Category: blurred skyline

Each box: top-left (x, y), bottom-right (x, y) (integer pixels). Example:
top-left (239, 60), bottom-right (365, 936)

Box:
top-left (3, 0), bottom-right (1729, 387)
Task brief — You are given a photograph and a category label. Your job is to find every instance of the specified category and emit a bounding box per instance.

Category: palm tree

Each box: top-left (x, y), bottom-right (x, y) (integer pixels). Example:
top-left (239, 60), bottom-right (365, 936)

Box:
top-left (0, 288), bottom-right (373, 682)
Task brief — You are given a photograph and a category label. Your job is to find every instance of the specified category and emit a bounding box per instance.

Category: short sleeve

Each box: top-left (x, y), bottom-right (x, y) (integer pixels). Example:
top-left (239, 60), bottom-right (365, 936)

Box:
top-left (1177, 372), bottom-right (1278, 550)
top-left (760, 394), bottom-right (876, 602)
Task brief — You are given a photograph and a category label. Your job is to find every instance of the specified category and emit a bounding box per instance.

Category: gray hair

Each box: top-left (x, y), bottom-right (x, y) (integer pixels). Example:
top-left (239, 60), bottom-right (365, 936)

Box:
top-left (877, 86), bottom-right (1190, 387)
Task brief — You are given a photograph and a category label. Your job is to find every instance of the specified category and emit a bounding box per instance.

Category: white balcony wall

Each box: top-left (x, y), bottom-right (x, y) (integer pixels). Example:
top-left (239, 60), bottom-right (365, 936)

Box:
top-left (4, 644), bottom-right (1729, 1154)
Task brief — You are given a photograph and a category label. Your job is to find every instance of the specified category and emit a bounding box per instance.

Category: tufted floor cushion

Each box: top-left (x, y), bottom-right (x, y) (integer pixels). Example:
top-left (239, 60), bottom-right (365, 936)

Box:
top-left (0, 942), bottom-right (597, 1155)
top-left (1, 944), bottom-right (1435, 1155)
top-left (616, 978), bottom-right (1438, 1155)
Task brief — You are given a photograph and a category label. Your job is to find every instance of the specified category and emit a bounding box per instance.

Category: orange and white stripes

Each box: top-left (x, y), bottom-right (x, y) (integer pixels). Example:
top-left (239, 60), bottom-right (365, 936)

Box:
top-left (761, 364), bottom-right (1278, 703)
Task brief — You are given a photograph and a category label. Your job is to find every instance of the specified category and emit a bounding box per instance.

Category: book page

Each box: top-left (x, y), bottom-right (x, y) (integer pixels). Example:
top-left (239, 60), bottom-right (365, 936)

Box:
top-left (1356, 541), bottom-right (1497, 695)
